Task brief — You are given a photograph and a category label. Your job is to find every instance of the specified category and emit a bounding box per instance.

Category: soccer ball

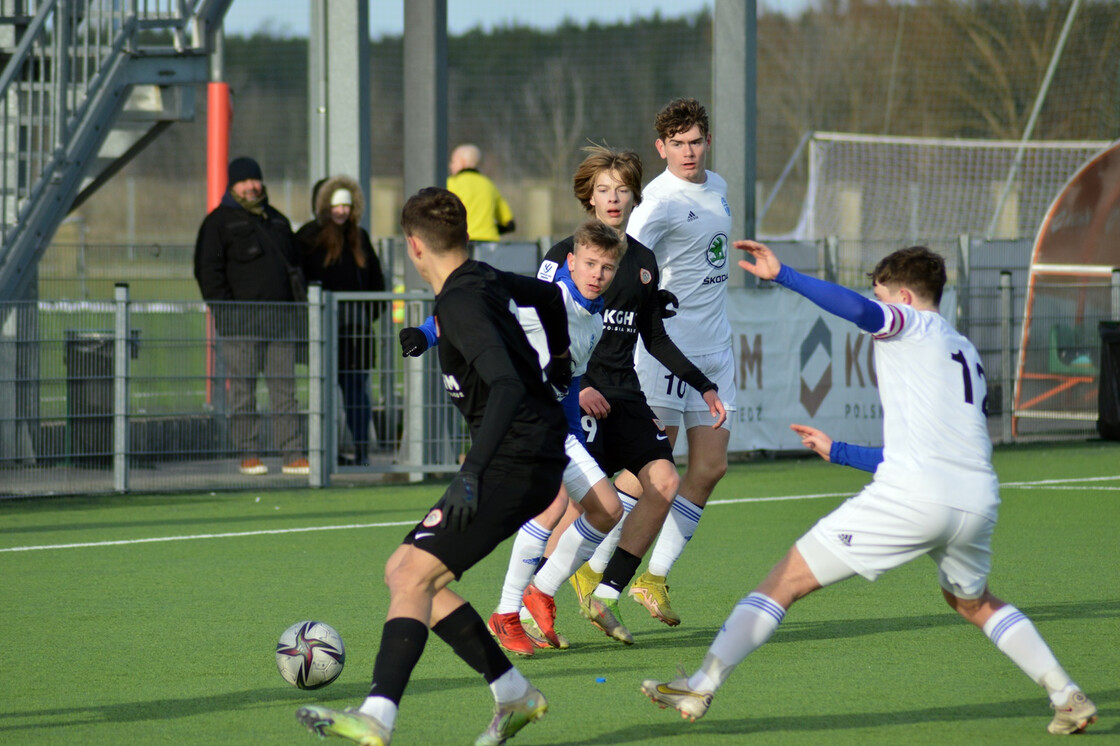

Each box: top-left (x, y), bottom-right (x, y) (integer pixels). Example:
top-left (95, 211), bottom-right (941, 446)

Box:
top-left (275, 621), bottom-right (346, 689)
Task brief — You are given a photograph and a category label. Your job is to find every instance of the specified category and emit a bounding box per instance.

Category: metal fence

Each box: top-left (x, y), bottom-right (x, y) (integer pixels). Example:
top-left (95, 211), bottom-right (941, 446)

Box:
top-left (0, 284), bottom-right (468, 498)
top-left (5, 237), bottom-right (1119, 498)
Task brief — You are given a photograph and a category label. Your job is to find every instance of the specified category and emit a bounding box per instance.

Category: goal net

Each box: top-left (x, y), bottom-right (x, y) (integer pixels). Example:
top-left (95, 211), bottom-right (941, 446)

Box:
top-left (791, 132), bottom-right (1111, 241)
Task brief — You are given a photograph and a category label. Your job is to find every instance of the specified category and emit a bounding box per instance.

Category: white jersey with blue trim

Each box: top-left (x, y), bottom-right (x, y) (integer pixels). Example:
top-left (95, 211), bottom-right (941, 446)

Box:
top-left (626, 168), bottom-right (733, 357)
top-left (869, 301), bottom-right (999, 520)
top-left (519, 280), bottom-right (602, 379)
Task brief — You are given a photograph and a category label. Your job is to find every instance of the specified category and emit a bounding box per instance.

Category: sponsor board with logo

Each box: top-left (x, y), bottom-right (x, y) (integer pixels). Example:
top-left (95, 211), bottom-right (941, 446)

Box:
top-left (669, 287), bottom-right (957, 455)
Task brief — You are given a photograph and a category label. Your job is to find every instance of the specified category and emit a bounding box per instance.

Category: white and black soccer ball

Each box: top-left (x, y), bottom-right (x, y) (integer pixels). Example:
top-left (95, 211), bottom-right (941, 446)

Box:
top-left (275, 621), bottom-right (346, 689)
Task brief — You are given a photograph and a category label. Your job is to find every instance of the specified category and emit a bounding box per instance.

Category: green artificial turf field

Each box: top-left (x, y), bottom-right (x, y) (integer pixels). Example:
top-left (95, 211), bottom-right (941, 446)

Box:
top-left (2, 440), bottom-right (1117, 744)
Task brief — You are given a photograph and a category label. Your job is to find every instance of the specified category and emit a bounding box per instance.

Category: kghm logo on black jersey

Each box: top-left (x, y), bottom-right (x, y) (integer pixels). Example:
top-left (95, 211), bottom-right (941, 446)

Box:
top-left (603, 308), bottom-right (637, 331)
top-left (706, 233), bottom-right (729, 269)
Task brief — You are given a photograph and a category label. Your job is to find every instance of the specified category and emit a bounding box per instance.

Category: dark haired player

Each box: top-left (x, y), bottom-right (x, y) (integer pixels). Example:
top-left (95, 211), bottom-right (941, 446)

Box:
top-left (642, 241), bottom-right (1096, 737)
top-left (613, 98), bottom-right (737, 627)
top-left (297, 187), bottom-right (571, 746)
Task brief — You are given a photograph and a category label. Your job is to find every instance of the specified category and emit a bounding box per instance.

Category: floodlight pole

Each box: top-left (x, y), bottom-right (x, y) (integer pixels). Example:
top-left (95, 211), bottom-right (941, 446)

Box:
top-left (713, 0), bottom-right (755, 243)
top-left (309, 0), bottom-right (371, 231)
top-left (986, 0), bottom-right (1082, 238)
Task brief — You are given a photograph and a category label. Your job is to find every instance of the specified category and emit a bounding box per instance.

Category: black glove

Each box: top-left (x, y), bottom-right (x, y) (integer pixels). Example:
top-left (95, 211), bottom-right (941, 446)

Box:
top-left (439, 471), bottom-right (480, 532)
top-left (657, 289), bottom-right (680, 319)
top-left (544, 353), bottom-right (573, 398)
top-left (399, 327), bottom-right (428, 357)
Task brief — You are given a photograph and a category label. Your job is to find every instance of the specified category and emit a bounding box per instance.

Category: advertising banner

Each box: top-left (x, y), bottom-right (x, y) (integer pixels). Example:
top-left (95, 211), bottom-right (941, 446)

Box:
top-left (673, 287), bottom-right (956, 454)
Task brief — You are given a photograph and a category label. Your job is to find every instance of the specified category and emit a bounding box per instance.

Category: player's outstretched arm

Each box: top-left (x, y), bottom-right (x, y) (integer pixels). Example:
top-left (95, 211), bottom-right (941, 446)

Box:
top-left (737, 239), bottom-right (884, 334)
top-left (735, 239), bottom-right (782, 280)
top-left (399, 315), bottom-right (439, 357)
top-left (636, 262), bottom-right (717, 397)
top-left (790, 423), bottom-right (832, 461)
top-left (791, 423), bottom-right (883, 472)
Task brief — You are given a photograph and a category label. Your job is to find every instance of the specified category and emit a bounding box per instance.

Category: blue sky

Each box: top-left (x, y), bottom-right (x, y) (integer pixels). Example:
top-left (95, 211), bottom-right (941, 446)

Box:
top-left (222, 0), bottom-right (810, 39)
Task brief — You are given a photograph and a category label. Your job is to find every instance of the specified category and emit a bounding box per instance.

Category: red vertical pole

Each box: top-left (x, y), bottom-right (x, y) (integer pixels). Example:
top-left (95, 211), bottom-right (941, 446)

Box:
top-left (207, 82), bottom-right (231, 210)
top-left (205, 82), bottom-right (231, 404)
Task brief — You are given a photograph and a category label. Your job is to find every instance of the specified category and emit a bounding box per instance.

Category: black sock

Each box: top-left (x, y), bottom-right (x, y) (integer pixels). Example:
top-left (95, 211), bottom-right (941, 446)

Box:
top-left (368, 617), bottom-right (429, 704)
top-left (600, 548), bottom-right (642, 594)
top-left (431, 603), bottom-right (513, 684)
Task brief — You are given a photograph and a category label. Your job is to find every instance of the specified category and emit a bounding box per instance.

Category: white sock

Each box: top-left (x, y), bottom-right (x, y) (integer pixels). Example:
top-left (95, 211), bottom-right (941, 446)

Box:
top-left (358, 696), bottom-right (398, 729)
top-left (489, 666), bottom-right (531, 703)
top-left (982, 604), bottom-right (1077, 704)
top-left (648, 494), bottom-right (703, 577)
top-left (496, 520), bottom-right (552, 614)
top-left (534, 515), bottom-right (608, 596)
top-left (588, 490), bottom-right (637, 573)
top-left (689, 592), bottom-right (785, 692)
top-left (593, 583), bottom-right (620, 601)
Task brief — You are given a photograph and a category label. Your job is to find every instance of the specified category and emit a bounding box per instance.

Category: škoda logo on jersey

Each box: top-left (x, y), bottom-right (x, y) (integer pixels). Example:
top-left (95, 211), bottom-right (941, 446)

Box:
top-left (706, 233), bottom-right (728, 269)
top-left (442, 373), bottom-right (464, 398)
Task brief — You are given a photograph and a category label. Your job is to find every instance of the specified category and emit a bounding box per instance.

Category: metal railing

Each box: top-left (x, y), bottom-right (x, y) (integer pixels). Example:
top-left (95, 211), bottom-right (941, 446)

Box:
top-left (5, 237), bottom-right (1118, 498)
top-left (0, 284), bottom-right (471, 498)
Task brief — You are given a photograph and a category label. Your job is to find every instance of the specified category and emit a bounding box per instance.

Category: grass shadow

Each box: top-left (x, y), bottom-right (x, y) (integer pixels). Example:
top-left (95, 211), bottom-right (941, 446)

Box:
top-left (546, 687), bottom-right (1119, 744)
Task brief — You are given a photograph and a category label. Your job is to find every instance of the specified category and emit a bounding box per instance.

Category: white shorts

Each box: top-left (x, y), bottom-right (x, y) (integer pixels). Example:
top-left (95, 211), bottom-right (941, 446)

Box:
top-left (562, 434), bottom-right (606, 503)
top-left (636, 345), bottom-right (736, 431)
top-left (795, 483), bottom-right (995, 600)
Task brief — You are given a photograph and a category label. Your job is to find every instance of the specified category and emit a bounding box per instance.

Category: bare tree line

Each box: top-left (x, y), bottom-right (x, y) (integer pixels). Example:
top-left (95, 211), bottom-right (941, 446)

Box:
top-left (111, 1), bottom-right (1117, 234)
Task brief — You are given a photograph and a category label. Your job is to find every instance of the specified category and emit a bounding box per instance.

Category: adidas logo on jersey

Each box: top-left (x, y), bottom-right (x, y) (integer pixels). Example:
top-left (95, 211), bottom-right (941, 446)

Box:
top-left (686, 210), bottom-right (699, 222)
top-left (838, 533), bottom-right (853, 546)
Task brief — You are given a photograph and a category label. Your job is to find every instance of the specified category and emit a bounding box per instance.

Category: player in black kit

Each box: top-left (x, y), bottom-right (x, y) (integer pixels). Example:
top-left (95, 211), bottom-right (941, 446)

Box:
top-left (540, 146), bottom-right (726, 644)
top-left (297, 187), bottom-right (570, 746)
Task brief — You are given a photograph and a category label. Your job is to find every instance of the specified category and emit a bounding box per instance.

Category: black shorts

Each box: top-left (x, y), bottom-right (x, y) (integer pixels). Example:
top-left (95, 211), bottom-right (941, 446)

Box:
top-left (581, 397), bottom-right (675, 477)
top-left (403, 450), bottom-right (565, 579)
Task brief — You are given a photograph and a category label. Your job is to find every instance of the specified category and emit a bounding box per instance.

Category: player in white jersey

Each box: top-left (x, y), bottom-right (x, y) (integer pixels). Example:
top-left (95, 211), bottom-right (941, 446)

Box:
top-left (641, 243), bottom-right (1096, 736)
top-left (499, 221), bottom-right (629, 654)
top-left (610, 98), bottom-right (736, 622)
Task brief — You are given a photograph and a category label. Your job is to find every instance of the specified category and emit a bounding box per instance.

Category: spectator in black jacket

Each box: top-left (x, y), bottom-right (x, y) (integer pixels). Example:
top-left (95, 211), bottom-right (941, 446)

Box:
top-left (194, 156), bottom-right (308, 476)
top-left (297, 176), bottom-right (386, 464)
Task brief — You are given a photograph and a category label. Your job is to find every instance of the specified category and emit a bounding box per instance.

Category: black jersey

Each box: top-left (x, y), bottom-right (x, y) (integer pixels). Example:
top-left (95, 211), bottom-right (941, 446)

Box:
top-left (434, 260), bottom-right (568, 473)
top-left (542, 236), bottom-right (711, 403)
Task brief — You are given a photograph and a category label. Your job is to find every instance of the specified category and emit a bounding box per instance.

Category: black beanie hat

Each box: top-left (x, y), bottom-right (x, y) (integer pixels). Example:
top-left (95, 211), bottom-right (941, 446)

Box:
top-left (228, 156), bottom-right (263, 185)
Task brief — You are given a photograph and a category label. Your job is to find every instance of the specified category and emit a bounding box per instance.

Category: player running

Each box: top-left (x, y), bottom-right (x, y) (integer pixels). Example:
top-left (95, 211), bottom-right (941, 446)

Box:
top-left (296, 188), bottom-right (571, 746)
top-left (641, 241), bottom-right (1096, 737)
top-left (399, 217), bottom-right (632, 655)
top-left (515, 146), bottom-right (726, 648)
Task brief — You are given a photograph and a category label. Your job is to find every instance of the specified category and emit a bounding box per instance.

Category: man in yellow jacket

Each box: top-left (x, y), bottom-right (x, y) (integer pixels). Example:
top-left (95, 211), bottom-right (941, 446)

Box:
top-left (447, 144), bottom-right (515, 245)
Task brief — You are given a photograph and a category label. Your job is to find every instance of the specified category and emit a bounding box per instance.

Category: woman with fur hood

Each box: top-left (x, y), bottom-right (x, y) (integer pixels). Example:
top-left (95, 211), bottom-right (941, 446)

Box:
top-left (297, 175), bottom-right (387, 464)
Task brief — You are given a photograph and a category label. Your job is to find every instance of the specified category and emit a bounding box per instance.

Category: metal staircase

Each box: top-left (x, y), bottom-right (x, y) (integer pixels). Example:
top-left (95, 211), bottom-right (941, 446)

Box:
top-left (0, 0), bottom-right (231, 301)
